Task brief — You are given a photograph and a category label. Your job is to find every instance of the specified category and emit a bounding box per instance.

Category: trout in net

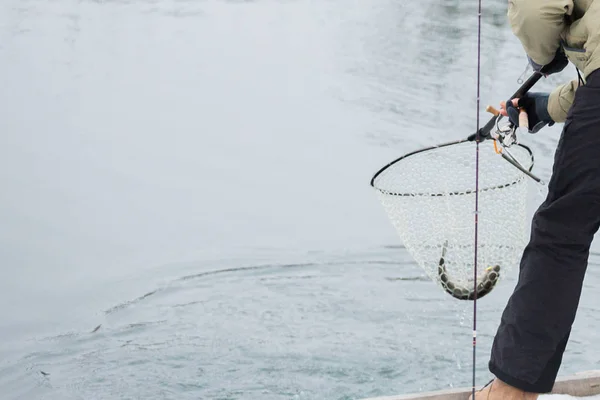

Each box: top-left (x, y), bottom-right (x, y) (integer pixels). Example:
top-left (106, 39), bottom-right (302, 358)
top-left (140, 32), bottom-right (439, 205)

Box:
top-left (370, 139), bottom-right (536, 300)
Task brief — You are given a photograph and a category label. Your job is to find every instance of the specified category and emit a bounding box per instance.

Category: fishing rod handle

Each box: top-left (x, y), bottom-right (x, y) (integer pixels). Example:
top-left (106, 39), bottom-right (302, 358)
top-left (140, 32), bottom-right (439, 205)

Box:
top-left (470, 71), bottom-right (543, 142)
top-left (510, 71), bottom-right (543, 100)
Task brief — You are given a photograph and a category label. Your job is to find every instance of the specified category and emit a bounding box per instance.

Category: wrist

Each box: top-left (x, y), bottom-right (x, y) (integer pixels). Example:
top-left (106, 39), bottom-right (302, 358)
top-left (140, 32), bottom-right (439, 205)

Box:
top-left (536, 94), bottom-right (553, 124)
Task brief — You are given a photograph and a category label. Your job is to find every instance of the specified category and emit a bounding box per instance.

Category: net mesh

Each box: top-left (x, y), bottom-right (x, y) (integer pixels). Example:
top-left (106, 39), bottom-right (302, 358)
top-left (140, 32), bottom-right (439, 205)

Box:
top-left (372, 140), bottom-right (535, 299)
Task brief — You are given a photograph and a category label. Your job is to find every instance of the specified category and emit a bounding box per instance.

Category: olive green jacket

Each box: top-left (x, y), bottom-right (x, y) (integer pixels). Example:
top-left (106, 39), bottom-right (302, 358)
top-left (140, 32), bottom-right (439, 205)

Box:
top-left (508, 0), bottom-right (600, 122)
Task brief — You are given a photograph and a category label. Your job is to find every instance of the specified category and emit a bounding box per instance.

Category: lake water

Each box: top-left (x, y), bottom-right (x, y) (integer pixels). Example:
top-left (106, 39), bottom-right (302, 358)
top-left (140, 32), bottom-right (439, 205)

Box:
top-left (1, 0), bottom-right (599, 399)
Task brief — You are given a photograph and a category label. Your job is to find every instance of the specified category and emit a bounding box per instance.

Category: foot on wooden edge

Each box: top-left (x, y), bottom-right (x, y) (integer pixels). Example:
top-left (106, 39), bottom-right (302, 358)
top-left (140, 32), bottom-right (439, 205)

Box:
top-left (468, 378), bottom-right (539, 400)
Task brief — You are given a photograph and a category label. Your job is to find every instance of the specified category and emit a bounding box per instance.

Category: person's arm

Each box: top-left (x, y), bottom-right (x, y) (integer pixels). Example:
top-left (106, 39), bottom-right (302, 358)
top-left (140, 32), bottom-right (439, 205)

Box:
top-left (508, 0), bottom-right (577, 123)
top-left (508, 0), bottom-right (573, 67)
top-left (548, 79), bottom-right (580, 123)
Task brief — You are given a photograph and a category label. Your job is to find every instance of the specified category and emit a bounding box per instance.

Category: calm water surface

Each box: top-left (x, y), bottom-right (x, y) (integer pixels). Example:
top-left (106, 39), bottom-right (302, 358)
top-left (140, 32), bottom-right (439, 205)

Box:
top-left (1, 0), bottom-right (599, 399)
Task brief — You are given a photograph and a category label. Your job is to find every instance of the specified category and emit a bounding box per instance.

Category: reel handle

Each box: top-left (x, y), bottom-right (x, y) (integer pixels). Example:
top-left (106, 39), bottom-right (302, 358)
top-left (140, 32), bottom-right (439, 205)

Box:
top-left (486, 105), bottom-right (501, 116)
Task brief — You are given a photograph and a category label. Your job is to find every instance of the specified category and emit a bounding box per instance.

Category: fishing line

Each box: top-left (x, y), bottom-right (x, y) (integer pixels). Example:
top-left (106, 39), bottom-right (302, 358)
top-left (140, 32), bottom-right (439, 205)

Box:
top-left (473, 0), bottom-right (483, 396)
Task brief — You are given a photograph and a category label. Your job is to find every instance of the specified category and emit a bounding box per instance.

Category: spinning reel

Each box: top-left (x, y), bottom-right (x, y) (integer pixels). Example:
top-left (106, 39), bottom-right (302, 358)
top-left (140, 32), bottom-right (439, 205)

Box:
top-left (483, 105), bottom-right (544, 184)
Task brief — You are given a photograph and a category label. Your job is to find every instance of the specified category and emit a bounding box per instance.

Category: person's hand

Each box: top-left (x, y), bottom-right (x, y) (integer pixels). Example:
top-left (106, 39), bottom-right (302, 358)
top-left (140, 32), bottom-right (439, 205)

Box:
top-left (499, 92), bottom-right (554, 133)
top-left (529, 47), bottom-right (569, 76)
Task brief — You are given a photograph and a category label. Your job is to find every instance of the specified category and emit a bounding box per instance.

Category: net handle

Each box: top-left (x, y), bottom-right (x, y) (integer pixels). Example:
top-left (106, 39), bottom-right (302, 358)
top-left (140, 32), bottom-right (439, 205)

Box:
top-left (469, 71), bottom-right (544, 142)
top-left (501, 146), bottom-right (541, 183)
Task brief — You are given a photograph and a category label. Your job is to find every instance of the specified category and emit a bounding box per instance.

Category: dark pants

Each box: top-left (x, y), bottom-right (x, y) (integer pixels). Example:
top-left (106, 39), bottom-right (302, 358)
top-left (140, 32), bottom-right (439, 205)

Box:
top-left (489, 69), bottom-right (600, 393)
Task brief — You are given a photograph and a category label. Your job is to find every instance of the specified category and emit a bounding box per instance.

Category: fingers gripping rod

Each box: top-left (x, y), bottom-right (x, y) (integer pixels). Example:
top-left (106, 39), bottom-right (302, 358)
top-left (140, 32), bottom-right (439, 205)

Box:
top-left (467, 71), bottom-right (545, 184)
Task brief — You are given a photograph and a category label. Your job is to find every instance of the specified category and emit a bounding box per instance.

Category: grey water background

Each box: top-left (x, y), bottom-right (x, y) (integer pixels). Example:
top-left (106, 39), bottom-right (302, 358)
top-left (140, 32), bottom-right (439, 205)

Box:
top-left (1, 0), bottom-right (600, 399)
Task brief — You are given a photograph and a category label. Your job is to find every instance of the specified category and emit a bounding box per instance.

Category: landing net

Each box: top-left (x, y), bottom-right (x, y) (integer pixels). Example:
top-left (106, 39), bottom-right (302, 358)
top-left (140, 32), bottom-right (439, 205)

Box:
top-left (371, 140), bottom-right (535, 299)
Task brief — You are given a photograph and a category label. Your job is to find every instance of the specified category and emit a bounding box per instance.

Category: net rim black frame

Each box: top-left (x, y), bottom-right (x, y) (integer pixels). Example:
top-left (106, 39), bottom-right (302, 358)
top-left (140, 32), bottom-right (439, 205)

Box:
top-left (370, 139), bottom-right (535, 197)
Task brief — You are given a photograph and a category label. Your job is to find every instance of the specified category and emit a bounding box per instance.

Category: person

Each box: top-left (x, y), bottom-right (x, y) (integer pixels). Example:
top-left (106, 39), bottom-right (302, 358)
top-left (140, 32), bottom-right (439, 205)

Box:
top-left (470, 0), bottom-right (600, 399)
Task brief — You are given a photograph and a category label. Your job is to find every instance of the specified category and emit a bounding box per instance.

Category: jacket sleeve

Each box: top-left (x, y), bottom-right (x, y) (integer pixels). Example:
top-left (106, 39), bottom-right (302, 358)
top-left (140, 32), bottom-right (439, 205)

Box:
top-left (508, 0), bottom-right (574, 66)
top-left (508, 0), bottom-right (577, 122)
top-left (548, 80), bottom-right (580, 123)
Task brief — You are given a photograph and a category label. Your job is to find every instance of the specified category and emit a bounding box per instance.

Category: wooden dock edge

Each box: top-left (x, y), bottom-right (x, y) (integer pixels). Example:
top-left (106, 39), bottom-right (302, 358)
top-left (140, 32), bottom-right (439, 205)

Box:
top-left (361, 370), bottom-right (600, 400)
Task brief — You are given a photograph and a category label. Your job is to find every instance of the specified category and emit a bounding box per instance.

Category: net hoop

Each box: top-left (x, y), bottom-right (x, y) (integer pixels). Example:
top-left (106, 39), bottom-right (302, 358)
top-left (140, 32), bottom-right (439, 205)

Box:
top-left (370, 140), bottom-right (535, 195)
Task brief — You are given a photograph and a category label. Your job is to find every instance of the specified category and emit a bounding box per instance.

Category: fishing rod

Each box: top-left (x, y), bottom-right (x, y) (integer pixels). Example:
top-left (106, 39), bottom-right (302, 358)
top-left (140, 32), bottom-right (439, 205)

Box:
top-left (469, 62), bottom-right (550, 399)
top-left (467, 70), bottom-right (544, 143)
